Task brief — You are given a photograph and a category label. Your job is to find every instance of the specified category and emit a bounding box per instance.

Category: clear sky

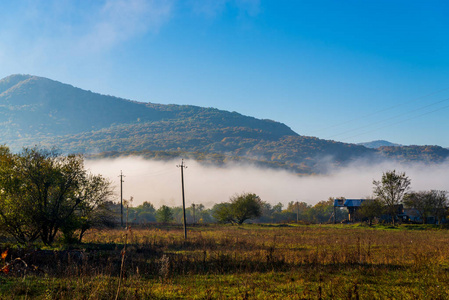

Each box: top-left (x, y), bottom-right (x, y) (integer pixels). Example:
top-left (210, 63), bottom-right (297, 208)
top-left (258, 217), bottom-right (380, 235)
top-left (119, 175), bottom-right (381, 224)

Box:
top-left (1, 0), bottom-right (448, 147)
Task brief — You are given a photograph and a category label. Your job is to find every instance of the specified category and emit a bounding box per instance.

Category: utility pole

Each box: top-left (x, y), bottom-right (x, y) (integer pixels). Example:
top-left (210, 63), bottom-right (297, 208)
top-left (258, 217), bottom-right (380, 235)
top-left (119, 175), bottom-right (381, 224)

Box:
top-left (296, 201), bottom-right (299, 223)
top-left (119, 171), bottom-right (125, 227)
top-left (177, 159), bottom-right (187, 239)
top-left (333, 205), bottom-right (336, 224)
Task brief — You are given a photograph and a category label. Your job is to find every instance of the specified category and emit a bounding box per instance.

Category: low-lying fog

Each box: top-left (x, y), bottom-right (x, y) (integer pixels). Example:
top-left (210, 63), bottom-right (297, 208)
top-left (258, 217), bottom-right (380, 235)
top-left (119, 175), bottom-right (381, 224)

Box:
top-left (85, 157), bottom-right (449, 208)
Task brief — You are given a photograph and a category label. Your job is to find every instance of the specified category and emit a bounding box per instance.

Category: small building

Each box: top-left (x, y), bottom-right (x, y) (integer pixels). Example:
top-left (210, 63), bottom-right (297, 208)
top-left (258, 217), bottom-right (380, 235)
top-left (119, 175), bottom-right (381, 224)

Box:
top-left (344, 199), bottom-right (366, 221)
top-left (400, 208), bottom-right (447, 224)
top-left (335, 199), bottom-right (410, 223)
top-left (333, 198), bottom-right (373, 222)
top-left (400, 208), bottom-right (421, 223)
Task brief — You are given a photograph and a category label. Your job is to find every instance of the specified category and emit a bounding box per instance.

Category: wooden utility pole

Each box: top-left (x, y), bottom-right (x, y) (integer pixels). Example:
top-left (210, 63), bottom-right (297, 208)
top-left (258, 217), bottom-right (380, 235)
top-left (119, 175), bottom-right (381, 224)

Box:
top-left (177, 160), bottom-right (187, 239)
top-left (119, 171), bottom-right (125, 227)
top-left (296, 201), bottom-right (299, 223)
top-left (333, 205), bottom-right (336, 224)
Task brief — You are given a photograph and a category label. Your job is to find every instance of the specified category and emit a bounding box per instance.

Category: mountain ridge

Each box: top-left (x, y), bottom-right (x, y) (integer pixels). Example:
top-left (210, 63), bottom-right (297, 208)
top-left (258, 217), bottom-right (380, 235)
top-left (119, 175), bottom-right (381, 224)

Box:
top-left (358, 140), bottom-right (402, 149)
top-left (0, 74), bottom-right (296, 137)
top-left (1, 74), bottom-right (447, 174)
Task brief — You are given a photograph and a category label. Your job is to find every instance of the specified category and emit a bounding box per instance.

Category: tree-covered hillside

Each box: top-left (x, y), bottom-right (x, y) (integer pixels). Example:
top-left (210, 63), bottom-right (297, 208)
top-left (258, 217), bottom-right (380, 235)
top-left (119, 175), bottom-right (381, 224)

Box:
top-left (0, 74), bottom-right (167, 138)
top-left (0, 75), bottom-right (295, 139)
top-left (0, 74), bottom-right (447, 174)
top-left (378, 145), bottom-right (449, 163)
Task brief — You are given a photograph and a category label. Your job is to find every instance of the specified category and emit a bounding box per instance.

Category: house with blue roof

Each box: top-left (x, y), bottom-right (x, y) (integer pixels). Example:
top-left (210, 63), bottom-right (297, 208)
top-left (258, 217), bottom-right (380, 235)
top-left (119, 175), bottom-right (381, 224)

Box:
top-left (333, 198), bottom-right (373, 222)
top-left (334, 198), bottom-right (406, 223)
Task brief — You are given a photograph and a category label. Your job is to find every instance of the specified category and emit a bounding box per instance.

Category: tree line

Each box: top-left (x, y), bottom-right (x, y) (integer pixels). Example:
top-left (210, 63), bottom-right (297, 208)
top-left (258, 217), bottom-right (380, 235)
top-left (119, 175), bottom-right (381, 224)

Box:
top-left (117, 196), bottom-right (349, 226)
top-left (120, 170), bottom-right (449, 227)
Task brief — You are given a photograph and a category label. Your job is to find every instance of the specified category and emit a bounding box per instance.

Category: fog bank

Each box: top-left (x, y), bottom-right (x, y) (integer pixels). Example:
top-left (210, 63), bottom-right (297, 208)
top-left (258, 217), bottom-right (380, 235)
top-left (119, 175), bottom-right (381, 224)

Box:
top-left (85, 157), bottom-right (449, 208)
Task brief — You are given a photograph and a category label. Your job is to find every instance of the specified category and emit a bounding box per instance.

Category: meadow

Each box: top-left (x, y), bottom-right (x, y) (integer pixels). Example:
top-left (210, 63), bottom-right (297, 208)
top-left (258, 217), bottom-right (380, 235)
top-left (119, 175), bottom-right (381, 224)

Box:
top-left (1, 224), bottom-right (449, 299)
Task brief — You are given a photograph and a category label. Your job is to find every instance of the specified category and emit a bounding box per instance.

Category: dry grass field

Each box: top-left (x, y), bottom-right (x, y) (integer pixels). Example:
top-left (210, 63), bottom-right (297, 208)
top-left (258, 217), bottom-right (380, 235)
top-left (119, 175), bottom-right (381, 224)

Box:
top-left (1, 224), bottom-right (449, 299)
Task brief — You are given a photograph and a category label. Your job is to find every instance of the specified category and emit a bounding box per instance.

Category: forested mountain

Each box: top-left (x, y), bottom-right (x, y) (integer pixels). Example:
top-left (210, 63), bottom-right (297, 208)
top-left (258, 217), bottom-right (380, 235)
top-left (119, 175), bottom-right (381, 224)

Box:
top-left (358, 140), bottom-right (401, 149)
top-left (1, 74), bottom-right (447, 174)
top-left (0, 75), bottom-right (294, 138)
top-left (377, 145), bottom-right (449, 163)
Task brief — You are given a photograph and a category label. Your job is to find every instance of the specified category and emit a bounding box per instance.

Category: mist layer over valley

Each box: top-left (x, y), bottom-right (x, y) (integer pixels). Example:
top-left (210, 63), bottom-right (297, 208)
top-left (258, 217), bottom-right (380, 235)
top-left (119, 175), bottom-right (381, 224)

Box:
top-left (85, 156), bottom-right (449, 209)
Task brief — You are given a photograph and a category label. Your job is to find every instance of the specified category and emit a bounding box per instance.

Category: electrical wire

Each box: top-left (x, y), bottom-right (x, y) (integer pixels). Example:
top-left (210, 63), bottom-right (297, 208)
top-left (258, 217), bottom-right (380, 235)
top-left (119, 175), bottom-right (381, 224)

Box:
top-left (120, 168), bottom-right (177, 178)
top-left (310, 86), bottom-right (449, 135)
top-left (339, 103), bottom-right (449, 142)
top-left (142, 168), bottom-right (177, 177)
top-left (325, 96), bottom-right (449, 140)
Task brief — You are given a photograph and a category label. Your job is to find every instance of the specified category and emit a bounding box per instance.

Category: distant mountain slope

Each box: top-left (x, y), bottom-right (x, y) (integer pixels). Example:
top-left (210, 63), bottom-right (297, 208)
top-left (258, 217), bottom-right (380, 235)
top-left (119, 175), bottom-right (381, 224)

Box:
top-left (358, 140), bottom-right (401, 149)
top-left (34, 123), bottom-right (376, 173)
top-left (378, 145), bottom-right (449, 163)
top-left (0, 74), bottom-right (446, 174)
top-left (0, 74), bottom-right (295, 139)
top-left (0, 74), bottom-right (168, 138)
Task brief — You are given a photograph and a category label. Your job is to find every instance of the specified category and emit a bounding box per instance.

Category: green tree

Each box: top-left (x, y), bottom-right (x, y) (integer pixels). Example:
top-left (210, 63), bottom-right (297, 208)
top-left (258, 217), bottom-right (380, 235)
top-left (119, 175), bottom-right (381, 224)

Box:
top-left (428, 190), bottom-right (448, 225)
top-left (140, 201), bottom-right (156, 213)
top-left (403, 190), bottom-right (448, 224)
top-left (230, 193), bottom-right (263, 224)
top-left (0, 146), bottom-right (112, 245)
top-left (308, 199), bottom-right (335, 223)
top-left (0, 147), bottom-right (40, 243)
top-left (272, 202), bottom-right (283, 213)
top-left (287, 201), bottom-right (312, 222)
top-left (71, 174), bottom-right (115, 243)
top-left (358, 199), bottom-right (384, 226)
top-left (213, 193), bottom-right (263, 224)
top-left (373, 170), bottom-right (411, 226)
top-left (135, 201), bottom-right (156, 223)
top-left (197, 206), bottom-right (214, 223)
top-left (403, 191), bottom-right (432, 224)
top-left (258, 202), bottom-right (283, 223)
top-left (212, 203), bottom-right (234, 224)
top-left (171, 207), bottom-right (184, 223)
top-left (156, 205), bottom-right (173, 223)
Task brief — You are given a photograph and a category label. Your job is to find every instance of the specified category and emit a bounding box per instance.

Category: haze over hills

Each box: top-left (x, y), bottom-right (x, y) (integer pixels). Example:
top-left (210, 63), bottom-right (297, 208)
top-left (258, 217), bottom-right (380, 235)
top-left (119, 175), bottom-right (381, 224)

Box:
top-left (1, 74), bottom-right (448, 174)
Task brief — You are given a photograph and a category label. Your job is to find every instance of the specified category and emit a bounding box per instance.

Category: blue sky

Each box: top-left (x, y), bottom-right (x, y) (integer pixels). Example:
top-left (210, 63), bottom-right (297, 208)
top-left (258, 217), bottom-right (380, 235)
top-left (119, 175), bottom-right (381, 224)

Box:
top-left (1, 0), bottom-right (448, 147)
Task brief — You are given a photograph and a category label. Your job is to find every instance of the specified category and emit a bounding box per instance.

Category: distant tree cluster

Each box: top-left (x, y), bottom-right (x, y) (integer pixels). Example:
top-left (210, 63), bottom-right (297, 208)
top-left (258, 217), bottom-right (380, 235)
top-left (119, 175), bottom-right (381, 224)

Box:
top-left (56, 169), bottom-right (447, 230)
top-left (115, 193), bottom-right (350, 227)
top-left (403, 190), bottom-right (448, 224)
top-left (368, 170), bottom-right (448, 225)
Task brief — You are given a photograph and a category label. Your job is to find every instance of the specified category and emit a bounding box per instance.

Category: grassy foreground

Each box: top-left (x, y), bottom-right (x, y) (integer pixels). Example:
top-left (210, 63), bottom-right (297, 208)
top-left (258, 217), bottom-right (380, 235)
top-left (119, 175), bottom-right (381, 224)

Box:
top-left (1, 224), bottom-right (449, 299)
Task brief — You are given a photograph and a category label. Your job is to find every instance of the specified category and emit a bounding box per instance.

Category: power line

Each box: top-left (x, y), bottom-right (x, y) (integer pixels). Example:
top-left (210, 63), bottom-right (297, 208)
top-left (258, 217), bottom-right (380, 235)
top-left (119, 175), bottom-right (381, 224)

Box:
top-left (147, 169), bottom-right (177, 177)
top-left (340, 103), bottom-right (449, 142)
top-left (311, 87), bottom-right (449, 136)
top-left (325, 96), bottom-right (449, 140)
top-left (122, 167), bottom-right (176, 178)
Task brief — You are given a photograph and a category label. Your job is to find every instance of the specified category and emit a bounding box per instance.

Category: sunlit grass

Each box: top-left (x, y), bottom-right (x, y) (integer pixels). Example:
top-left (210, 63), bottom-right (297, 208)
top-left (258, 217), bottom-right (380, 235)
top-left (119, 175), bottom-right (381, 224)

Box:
top-left (1, 224), bottom-right (449, 299)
